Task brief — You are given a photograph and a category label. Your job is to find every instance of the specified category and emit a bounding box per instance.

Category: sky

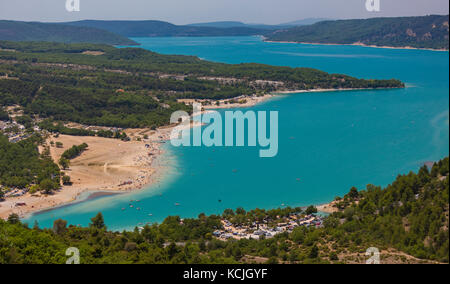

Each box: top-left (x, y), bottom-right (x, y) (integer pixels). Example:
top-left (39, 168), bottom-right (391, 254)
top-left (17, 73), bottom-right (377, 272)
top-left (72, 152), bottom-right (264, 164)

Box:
top-left (0, 0), bottom-right (448, 25)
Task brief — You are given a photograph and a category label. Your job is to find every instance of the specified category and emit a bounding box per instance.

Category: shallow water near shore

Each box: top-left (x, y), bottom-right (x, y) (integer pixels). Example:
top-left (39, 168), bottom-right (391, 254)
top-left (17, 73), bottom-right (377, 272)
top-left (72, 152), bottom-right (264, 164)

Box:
top-left (24, 36), bottom-right (449, 231)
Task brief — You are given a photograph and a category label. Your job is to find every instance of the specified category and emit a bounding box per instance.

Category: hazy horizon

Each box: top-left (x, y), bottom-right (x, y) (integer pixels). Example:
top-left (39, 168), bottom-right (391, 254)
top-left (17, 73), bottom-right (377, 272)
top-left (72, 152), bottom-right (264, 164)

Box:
top-left (0, 0), bottom-right (448, 25)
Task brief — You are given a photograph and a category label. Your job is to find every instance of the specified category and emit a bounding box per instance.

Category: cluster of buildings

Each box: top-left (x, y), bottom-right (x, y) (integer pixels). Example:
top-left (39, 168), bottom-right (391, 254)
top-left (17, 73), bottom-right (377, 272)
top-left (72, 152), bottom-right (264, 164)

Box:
top-left (0, 120), bottom-right (37, 143)
top-left (64, 122), bottom-right (124, 135)
top-left (2, 188), bottom-right (28, 198)
top-left (213, 214), bottom-right (325, 241)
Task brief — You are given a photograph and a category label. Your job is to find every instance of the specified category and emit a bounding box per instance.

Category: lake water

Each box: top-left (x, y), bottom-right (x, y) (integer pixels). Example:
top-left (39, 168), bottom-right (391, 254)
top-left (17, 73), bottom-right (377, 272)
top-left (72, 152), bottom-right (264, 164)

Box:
top-left (24, 36), bottom-right (449, 231)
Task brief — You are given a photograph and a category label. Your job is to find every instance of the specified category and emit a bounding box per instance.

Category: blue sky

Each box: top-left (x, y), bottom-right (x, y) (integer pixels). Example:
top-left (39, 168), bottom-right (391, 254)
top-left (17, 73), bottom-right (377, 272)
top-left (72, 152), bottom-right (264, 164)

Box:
top-left (0, 0), bottom-right (448, 24)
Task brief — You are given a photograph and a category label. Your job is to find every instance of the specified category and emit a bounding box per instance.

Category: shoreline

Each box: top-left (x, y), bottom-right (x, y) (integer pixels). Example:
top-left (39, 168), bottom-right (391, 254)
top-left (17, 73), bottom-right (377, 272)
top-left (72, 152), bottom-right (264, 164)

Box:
top-left (202, 93), bottom-right (276, 110)
top-left (181, 86), bottom-right (403, 111)
top-left (273, 86), bottom-right (403, 94)
top-left (27, 190), bottom-right (123, 217)
top-left (2, 86), bottom-right (395, 221)
top-left (262, 37), bottom-right (449, 52)
top-left (19, 143), bottom-right (175, 221)
top-left (1, 130), bottom-right (171, 220)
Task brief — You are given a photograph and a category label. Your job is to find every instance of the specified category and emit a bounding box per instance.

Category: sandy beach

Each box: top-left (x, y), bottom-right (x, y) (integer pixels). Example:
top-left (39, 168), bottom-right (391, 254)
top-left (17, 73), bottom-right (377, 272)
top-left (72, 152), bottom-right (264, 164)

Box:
top-left (205, 94), bottom-right (276, 109)
top-left (0, 128), bottom-right (170, 219)
top-left (178, 93), bottom-right (275, 110)
top-left (316, 202), bottom-right (340, 214)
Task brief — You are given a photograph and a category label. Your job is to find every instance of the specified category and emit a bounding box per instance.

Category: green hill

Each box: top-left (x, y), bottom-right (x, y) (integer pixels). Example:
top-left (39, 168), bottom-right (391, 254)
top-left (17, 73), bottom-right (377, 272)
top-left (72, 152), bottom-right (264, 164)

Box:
top-left (0, 21), bottom-right (137, 45)
top-left (0, 41), bottom-right (404, 130)
top-left (266, 15), bottom-right (449, 50)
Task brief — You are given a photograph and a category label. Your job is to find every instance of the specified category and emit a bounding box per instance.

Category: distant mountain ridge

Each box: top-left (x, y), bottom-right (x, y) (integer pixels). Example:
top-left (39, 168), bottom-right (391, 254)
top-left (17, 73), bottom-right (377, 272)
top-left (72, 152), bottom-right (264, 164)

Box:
top-left (2, 16), bottom-right (447, 50)
top-left (187, 21), bottom-right (292, 30)
top-left (0, 18), bottom-right (329, 45)
top-left (280, 18), bottom-right (330, 26)
top-left (0, 21), bottom-right (137, 45)
top-left (187, 21), bottom-right (256, 28)
top-left (265, 15), bottom-right (449, 50)
top-left (64, 19), bottom-right (329, 38)
top-left (187, 18), bottom-right (328, 30)
top-left (64, 20), bottom-right (267, 37)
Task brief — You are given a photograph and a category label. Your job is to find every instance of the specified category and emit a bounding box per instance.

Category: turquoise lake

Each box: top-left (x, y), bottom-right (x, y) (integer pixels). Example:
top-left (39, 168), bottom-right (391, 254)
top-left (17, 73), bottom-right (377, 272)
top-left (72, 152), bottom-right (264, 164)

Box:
top-left (24, 36), bottom-right (449, 231)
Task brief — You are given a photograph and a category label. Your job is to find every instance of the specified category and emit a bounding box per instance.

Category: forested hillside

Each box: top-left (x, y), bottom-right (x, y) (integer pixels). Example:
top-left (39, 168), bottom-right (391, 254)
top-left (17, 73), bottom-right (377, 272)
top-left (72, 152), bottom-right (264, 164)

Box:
top-left (0, 158), bottom-right (447, 264)
top-left (0, 21), bottom-right (137, 45)
top-left (266, 15), bottom-right (449, 50)
top-left (0, 41), bottom-right (404, 128)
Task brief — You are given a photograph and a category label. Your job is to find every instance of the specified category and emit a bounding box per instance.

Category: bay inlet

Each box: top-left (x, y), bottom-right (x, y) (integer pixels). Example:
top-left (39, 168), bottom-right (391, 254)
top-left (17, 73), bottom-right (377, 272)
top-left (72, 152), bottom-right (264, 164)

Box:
top-left (24, 36), bottom-right (449, 230)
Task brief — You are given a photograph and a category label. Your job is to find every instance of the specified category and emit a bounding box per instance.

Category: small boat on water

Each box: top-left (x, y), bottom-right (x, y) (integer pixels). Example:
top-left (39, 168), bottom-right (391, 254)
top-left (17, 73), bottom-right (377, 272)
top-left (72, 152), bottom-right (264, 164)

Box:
top-left (175, 203), bottom-right (180, 206)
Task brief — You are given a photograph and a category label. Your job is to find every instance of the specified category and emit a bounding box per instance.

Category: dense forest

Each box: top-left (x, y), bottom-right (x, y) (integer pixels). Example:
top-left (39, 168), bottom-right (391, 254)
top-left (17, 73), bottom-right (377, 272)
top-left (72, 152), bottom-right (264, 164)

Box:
top-left (0, 40), bottom-right (405, 86)
top-left (0, 108), bottom-right (9, 121)
top-left (0, 158), bottom-right (448, 264)
top-left (266, 15), bottom-right (450, 50)
top-left (0, 21), bottom-right (137, 45)
top-left (0, 41), bottom-right (403, 128)
top-left (0, 134), bottom-right (60, 190)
